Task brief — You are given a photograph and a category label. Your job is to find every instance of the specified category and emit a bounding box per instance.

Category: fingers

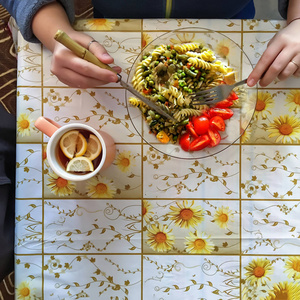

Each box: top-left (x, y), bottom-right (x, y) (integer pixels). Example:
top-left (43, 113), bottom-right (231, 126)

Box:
top-left (247, 23), bottom-right (300, 87)
top-left (51, 45), bottom-right (119, 88)
top-left (247, 39), bottom-right (284, 87)
top-left (51, 35), bottom-right (122, 88)
top-left (277, 56), bottom-right (300, 81)
top-left (87, 39), bottom-right (122, 73)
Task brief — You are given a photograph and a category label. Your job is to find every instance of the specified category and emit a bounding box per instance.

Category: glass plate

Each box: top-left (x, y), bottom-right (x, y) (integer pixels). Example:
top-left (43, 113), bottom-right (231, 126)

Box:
top-left (126, 27), bottom-right (257, 159)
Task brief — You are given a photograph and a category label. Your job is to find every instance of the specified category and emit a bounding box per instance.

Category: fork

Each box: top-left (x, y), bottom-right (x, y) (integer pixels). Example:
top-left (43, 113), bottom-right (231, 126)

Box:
top-left (191, 78), bottom-right (248, 106)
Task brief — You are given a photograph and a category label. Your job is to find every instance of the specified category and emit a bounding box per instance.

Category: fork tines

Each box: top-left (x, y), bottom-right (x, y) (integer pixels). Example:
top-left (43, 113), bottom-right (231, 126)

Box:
top-left (191, 89), bottom-right (218, 105)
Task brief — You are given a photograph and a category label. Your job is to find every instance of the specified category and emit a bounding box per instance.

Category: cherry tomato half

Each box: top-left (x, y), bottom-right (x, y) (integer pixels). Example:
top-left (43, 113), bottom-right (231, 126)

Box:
top-left (209, 116), bottom-right (226, 132)
top-left (208, 128), bottom-right (221, 147)
top-left (179, 132), bottom-right (191, 152)
top-left (189, 134), bottom-right (210, 151)
top-left (209, 108), bottom-right (233, 120)
top-left (186, 121), bottom-right (198, 138)
top-left (215, 99), bottom-right (233, 108)
top-left (227, 91), bottom-right (239, 101)
top-left (192, 115), bottom-right (210, 135)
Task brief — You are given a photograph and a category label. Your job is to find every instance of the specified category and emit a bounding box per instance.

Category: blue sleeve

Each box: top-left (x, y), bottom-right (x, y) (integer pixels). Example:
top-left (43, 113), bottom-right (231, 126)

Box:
top-left (0, 0), bottom-right (75, 42)
top-left (278, 0), bottom-right (288, 19)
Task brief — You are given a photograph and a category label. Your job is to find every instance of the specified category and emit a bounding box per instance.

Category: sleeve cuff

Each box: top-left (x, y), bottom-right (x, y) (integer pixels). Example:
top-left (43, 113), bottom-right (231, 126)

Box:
top-left (16, 0), bottom-right (75, 43)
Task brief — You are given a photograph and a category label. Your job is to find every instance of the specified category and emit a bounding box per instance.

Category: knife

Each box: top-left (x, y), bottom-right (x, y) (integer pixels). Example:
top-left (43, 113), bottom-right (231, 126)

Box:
top-left (54, 30), bottom-right (176, 121)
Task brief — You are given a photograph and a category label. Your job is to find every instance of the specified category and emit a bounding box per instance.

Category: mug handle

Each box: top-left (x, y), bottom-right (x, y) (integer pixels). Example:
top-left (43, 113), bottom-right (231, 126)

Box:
top-left (34, 116), bottom-right (61, 137)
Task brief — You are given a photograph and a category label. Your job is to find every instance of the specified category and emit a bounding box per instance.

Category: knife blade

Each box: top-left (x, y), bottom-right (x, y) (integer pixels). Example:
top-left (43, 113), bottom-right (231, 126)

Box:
top-left (54, 30), bottom-right (176, 121)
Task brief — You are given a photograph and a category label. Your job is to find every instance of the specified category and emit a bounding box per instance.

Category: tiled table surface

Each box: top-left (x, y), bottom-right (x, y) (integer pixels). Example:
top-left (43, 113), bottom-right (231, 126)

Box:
top-left (14, 19), bottom-right (300, 299)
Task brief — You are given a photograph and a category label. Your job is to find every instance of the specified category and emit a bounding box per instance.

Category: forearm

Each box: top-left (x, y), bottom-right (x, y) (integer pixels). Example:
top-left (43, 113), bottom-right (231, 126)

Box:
top-left (287, 0), bottom-right (300, 23)
top-left (32, 1), bottom-right (75, 52)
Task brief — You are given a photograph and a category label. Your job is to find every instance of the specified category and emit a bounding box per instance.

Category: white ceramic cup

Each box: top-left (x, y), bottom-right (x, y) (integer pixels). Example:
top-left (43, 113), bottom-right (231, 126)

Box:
top-left (34, 116), bottom-right (116, 181)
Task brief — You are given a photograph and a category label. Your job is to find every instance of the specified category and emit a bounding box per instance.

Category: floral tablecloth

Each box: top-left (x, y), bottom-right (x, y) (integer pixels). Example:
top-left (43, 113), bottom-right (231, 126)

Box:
top-left (15, 18), bottom-right (300, 300)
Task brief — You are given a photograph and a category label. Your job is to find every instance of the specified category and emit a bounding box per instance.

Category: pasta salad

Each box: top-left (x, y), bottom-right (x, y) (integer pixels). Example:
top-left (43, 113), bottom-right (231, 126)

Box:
top-left (129, 42), bottom-right (239, 151)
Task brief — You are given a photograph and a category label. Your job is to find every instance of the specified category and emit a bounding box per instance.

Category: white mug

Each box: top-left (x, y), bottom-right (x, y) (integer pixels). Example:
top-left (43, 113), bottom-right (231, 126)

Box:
top-left (34, 116), bottom-right (116, 181)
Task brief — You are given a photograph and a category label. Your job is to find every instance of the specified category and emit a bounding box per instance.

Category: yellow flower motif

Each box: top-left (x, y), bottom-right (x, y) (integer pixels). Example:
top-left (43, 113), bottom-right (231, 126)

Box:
top-left (215, 39), bottom-right (232, 58)
top-left (146, 224), bottom-right (174, 252)
top-left (142, 200), bottom-right (154, 223)
top-left (142, 33), bottom-right (152, 48)
top-left (17, 113), bottom-right (32, 136)
top-left (254, 91), bottom-right (274, 120)
top-left (169, 33), bottom-right (204, 45)
top-left (87, 175), bottom-right (116, 198)
top-left (241, 126), bottom-right (252, 144)
top-left (285, 90), bottom-right (300, 113)
top-left (244, 258), bottom-right (273, 286)
top-left (262, 281), bottom-right (300, 300)
top-left (213, 206), bottom-right (234, 229)
top-left (82, 18), bottom-right (115, 30)
top-left (185, 231), bottom-right (215, 254)
top-left (16, 281), bottom-right (34, 300)
top-left (115, 150), bottom-right (135, 172)
top-left (284, 256), bottom-right (300, 280)
top-left (168, 200), bottom-right (204, 228)
top-left (267, 115), bottom-right (300, 144)
top-left (47, 172), bottom-right (75, 196)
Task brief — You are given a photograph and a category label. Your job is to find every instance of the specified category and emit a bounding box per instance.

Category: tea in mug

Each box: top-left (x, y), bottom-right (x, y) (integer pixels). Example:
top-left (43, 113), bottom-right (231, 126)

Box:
top-left (56, 129), bottom-right (102, 174)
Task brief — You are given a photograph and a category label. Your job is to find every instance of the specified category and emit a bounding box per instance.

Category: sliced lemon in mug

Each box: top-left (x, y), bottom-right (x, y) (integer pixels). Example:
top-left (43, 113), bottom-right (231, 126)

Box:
top-left (59, 130), bottom-right (87, 159)
top-left (66, 156), bottom-right (94, 172)
top-left (59, 130), bottom-right (80, 159)
top-left (84, 134), bottom-right (102, 160)
top-left (75, 133), bottom-right (88, 157)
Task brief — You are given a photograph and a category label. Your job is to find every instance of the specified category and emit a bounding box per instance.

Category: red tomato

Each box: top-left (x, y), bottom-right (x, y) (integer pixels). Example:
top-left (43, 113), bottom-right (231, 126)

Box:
top-left (179, 132), bottom-right (191, 152)
top-left (192, 115), bottom-right (210, 135)
top-left (209, 108), bottom-right (233, 120)
top-left (209, 116), bottom-right (226, 132)
top-left (208, 128), bottom-right (221, 147)
top-left (227, 91), bottom-right (239, 101)
top-left (215, 99), bottom-right (233, 108)
top-left (189, 134), bottom-right (210, 151)
top-left (142, 88), bottom-right (152, 95)
top-left (186, 121), bottom-right (198, 138)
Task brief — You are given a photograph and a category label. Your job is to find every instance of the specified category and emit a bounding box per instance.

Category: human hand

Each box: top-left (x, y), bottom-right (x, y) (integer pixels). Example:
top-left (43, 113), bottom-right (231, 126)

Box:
top-left (247, 19), bottom-right (300, 87)
top-left (50, 31), bottom-right (122, 88)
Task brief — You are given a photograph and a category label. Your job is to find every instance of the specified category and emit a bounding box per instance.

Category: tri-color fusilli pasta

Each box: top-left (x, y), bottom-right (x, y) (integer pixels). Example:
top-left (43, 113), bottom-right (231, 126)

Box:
top-left (129, 41), bottom-right (236, 144)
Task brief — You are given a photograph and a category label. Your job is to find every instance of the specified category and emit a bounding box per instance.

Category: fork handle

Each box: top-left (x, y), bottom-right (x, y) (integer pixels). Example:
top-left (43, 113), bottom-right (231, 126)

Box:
top-left (232, 78), bottom-right (248, 88)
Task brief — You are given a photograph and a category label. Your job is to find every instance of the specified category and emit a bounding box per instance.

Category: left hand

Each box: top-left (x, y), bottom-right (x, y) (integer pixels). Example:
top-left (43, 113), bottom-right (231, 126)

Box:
top-left (247, 19), bottom-right (300, 87)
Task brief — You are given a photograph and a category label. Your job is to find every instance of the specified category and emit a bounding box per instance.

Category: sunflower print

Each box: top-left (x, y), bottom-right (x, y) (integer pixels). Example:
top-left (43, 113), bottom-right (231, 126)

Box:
top-left (244, 258), bottom-right (273, 286)
top-left (47, 172), bottom-right (75, 196)
top-left (86, 175), bottom-right (116, 198)
top-left (262, 281), bottom-right (300, 300)
top-left (17, 113), bottom-right (32, 136)
top-left (285, 90), bottom-right (300, 113)
top-left (16, 281), bottom-right (35, 300)
top-left (146, 223), bottom-right (175, 252)
top-left (168, 200), bottom-right (204, 228)
top-left (267, 115), bottom-right (300, 144)
top-left (115, 150), bottom-right (136, 172)
top-left (185, 231), bottom-right (215, 254)
top-left (213, 206), bottom-right (234, 229)
top-left (284, 256), bottom-right (300, 280)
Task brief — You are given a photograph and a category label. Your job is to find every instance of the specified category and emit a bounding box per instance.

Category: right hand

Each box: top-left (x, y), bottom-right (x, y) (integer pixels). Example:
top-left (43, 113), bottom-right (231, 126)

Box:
top-left (50, 31), bottom-right (122, 88)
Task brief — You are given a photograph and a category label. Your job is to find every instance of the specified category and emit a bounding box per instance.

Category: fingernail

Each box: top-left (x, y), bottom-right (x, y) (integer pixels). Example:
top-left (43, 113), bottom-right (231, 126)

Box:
top-left (247, 78), bottom-right (255, 87)
top-left (102, 53), bottom-right (111, 59)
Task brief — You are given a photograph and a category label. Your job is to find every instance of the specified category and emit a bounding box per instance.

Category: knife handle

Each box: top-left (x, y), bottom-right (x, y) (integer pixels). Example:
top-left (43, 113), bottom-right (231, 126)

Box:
top-left (54, 30), bottom-right (117, 74)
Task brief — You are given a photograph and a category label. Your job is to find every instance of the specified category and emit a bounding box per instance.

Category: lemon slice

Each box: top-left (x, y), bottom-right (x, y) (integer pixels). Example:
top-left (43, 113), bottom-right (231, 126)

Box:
top-left (59, 130), bottom-right (80, 159)
top-left (75, 133), bottom-right (88, 157)
top-left (84, 134), bottom-right (102, 161)
top-left (59, 130), bottom-right (87, 159)
top-left (66, 157), bottom-right (94, 172)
